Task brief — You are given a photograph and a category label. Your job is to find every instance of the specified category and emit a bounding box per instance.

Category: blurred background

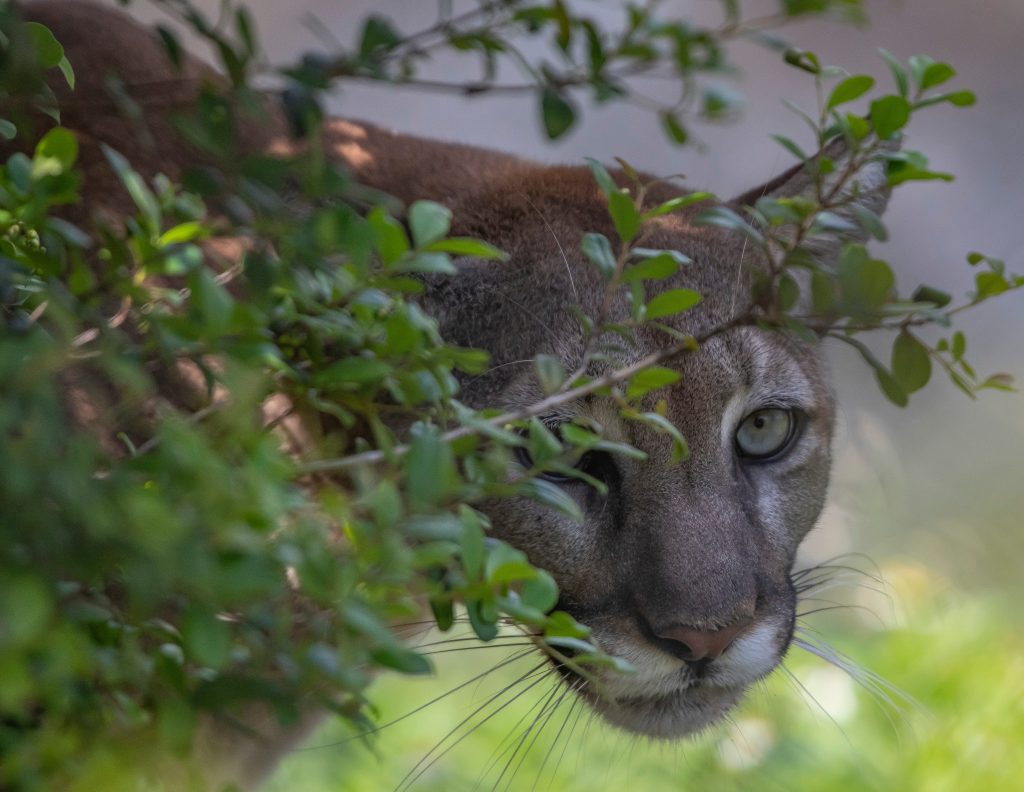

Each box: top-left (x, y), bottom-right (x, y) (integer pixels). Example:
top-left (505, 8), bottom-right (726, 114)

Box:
top-left (103, 0), bottom-right (1024, 788)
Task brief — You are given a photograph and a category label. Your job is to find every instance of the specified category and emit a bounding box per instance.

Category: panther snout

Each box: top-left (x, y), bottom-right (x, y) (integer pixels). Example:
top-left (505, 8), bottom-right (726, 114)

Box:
top-left (654, 617), bottom-right (754, 663)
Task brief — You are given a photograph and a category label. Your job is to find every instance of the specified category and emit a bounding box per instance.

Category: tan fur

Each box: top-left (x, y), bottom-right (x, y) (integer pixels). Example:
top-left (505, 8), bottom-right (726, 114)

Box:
top-left (7, 2), bottom-right (893, 788)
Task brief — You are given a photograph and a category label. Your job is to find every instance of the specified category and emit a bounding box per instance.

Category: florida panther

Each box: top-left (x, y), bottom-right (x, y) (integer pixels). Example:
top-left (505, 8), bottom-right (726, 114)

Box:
top-left (7, 2), bottom-right (892, 788)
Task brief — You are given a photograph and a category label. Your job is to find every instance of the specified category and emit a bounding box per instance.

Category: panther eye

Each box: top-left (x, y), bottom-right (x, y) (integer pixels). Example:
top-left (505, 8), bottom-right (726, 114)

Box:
top-left (735, 408), bottom-right (799, 460)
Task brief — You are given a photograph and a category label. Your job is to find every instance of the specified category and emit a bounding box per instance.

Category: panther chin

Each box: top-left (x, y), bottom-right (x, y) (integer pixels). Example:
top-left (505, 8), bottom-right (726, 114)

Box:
top-left (558, 615), bottom-right (790, 739)
top-left (582, 680), bottom-right (748, 739)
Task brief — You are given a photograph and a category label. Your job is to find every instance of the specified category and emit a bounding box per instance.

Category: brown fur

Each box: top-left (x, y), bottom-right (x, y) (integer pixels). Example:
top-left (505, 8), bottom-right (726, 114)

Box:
top-left (7, 2), bottom-right (893, 788)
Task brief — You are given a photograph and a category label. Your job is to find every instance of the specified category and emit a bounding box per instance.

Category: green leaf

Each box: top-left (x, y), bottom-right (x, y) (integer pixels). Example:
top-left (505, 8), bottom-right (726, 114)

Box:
top-left (33, 126), bottom-right (78, 177)
top-left (852, 205), bottom-right (889, 241)
top-left (627, 367), bottom-right (681, 398)
top-left (534, 354), bottom-right (565, 395)
top-left (976, 271), bottom-right (1010, 298)
top-left (459, 506), bottom-right (486, 580)
top-left (813, 211), bottom-right (859, 234)
top-left (581, 232), bottom-right (616, 279)
top-left (545, 636), bottom-right (598, 655)
top-left (157, 26), bottom-right (184, 70)
top-left (540, 87), bottom-right (576, 139)
top-left (485, 542), bottom-right (536, 585)
top-left (0, 119), bottom-right (15, 141)
top-left (406, 423), bottom-right (456, 510)
top-left (559, 424), bottom-right (600, 449)
top-left (660, 110), bottom-right (688, 145)
top-left (235, 6), bottom-right (257, 57)
top-left (641, 193), bottom-right (713, 220)
top-left (845, 112), bottom-right (871, 141)
top-left (827, 75), bottom-right (875, 109)
top-left (359, 15), bottom-right (401, 57)
top-left (875, 365), bottom-right (909, 406)
top-left (951, 331), bottom-right (966, 361)
top-left (0, 575), bottom-right (53, 647)
top-left (891, 331), bottom-right (932, 393)
top-left (622, 253), bottom-right (680, 282)
top-left (191, 270), bottom-right (233, 335)
top-left (910, 285), bottom-right (952, 308)
top-left (585, 158), bottom-right (617, 196)
top-left (608, 189), bottom-right (641, 243)
top-left (527, 418), bottom-right (563, 465)
top-left (919, 62), bottom-right (956, 90)
top-left (811, 269), bottom-right (835, 314)
top-left (838, 245), bottom-right (894, 311)
top-left (771, 134), bottom-right (808, 161)
top-left (368, 205), bottom-right (407, 264)
top-left (521, 570), bottom-right (558, 613)
top-left (645, 288), bottom-right (702, 319)
top-left (426, 237), bottom-right (506, 259)
top-left (371, 646), bottom-right (431, 675)
top-left (58, 55), bottom-right (75, 89)
top-left (702, 83), bottom-right (744, 119)
top-left (408, 200), bottom-right (452, 247)
top-left (878, 49), bottom-right (909, 97)
top-left (783, 48), bottom-right (821, 74)
top-left (520, 478), bottom-right (582, 522)
top-left (181, 607), bottom-right (231, 669)
top-left (466, 599), bottom-right (499, 642)
top-left (497, 593), bottom-right (547, 625)
top-left (839, 335), bottom-right (908, 407)
top-left (979, 373), bottom-right (1015, 392)
top-left (870, 95), bottom-right (911, 139)
top-left (26, 22), bottom-right (64, 68)
top-left (158, 221), bottom-right (207, 247)
top-left (778, 272), bottom-right (800, 311)
top-left (627, 411), bottom-right (689, 461)
top-left (313, 357), bottom-right (391, 386)
top-left (102, 144), bottom-right (160, 230)
top-left (544, 610), bottom-right (592, 639)
top-left (908, 55), bottom-right (935, 86)
top-left (632, 248), bottom-right (692, 264)
top-left (693, 206), bottom-right (763, 243)
top-left (946, 90), bottom-right (977, 107)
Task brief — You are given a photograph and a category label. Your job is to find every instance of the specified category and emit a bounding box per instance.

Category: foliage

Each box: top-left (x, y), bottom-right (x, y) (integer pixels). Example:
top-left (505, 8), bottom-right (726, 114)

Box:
top-left (0, 0), bottom-right (1019, 789)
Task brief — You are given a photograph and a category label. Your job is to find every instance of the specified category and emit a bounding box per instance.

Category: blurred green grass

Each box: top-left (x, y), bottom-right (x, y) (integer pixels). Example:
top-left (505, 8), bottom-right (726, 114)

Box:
top-left (266, 559), bottom-right (1024, 792)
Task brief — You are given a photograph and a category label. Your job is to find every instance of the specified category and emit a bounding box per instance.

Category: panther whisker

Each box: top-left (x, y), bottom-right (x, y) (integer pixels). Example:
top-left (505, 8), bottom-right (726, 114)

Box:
top-left (413, 634), bottom-right (535, 649)
top-left (530, 679), bottom-right (586, 792)
top-left (792, 630), bottom-right (922, 731)
top-left (420, 643), bottom-right (537, 656)
top-left (473, 680), bottom-right (559, 790)
top-left (545, 686), bottom-right (587, 790)
top-left (778, 664), bottom-right (855, 748)
top-left (520, 192), bottom-right (578, 304)
top-left (294, 648), bottom-right (537, 752)
top-left (465, 358), bottom-right (536, 389)
top-left (394, 664), bottom-right (551, 792)
top-left (792, 565), bottom-right (884, 589)
top-left (508, 677), bottom-right (581, 791)
top-left (796, 603), bottom-right (889, 627)
top-left (795, 574), bottom-right (890, 601)
top-left (791, 553), bottom-right (886, 580)
top-left (490, 678), bottom-right (567, 792)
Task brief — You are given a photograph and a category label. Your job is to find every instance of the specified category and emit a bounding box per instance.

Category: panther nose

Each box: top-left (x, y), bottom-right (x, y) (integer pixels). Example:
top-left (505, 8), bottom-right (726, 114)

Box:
top-left (656, 617), bottom-right (753, 662)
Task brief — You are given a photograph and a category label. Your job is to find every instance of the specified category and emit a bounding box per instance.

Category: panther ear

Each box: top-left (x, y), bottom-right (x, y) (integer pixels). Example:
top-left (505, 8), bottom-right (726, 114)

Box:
top-left (731, 137), bottom-right (893, 247)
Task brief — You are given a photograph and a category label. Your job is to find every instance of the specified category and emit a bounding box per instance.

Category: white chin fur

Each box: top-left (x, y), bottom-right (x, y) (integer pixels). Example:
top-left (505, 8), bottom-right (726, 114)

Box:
top-left (574, 615), bottom-right (787, 738)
